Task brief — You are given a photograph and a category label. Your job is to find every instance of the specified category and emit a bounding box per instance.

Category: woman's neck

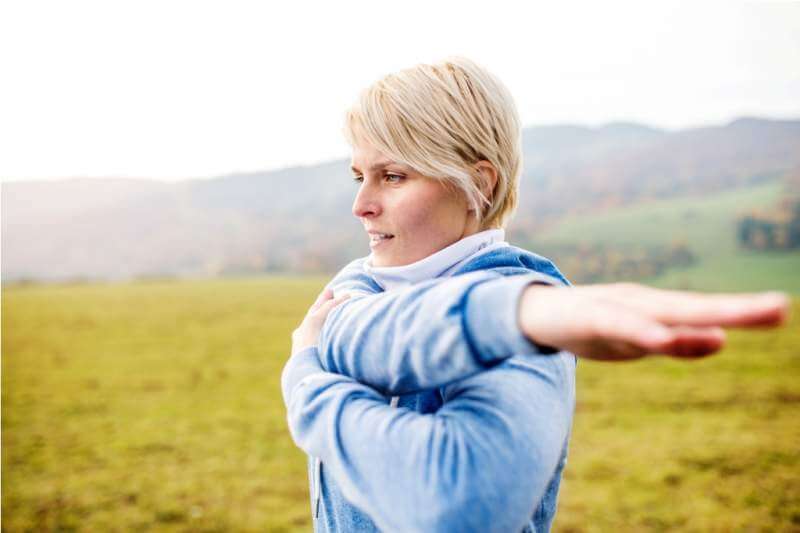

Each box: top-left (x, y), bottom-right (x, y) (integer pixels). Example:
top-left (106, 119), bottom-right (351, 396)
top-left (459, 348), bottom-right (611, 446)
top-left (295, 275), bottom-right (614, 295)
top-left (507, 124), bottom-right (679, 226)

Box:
top-left (364, 228), bottom-right (508, 291)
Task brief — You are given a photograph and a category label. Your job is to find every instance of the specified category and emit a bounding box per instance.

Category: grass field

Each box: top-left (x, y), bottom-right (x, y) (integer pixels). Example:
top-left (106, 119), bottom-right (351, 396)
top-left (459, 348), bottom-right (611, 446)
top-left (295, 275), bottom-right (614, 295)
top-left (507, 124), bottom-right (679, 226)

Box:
top-left (3, 277), bottom-right (799, 532)
top-left (534, 181), bottom-right (800, 293)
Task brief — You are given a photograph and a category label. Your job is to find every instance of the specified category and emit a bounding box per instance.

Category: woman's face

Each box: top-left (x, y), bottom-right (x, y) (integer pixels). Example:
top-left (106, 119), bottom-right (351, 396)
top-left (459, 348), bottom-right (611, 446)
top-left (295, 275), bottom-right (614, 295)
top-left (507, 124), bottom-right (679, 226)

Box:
top-left (350, 141), bottom-right (476, 267)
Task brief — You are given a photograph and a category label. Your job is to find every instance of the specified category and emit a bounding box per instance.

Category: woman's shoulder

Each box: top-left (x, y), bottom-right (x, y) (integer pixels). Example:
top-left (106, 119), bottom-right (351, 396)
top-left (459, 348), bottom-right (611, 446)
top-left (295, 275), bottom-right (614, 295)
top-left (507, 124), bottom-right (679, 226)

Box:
top-left (455, 245), bottom-right (571, 286)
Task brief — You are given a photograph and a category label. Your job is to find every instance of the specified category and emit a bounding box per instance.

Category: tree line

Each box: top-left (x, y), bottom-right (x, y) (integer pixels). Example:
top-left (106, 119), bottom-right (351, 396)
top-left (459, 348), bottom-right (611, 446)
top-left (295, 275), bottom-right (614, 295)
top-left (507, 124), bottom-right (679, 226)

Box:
top-left (737, 170), bottom-right (800, 250)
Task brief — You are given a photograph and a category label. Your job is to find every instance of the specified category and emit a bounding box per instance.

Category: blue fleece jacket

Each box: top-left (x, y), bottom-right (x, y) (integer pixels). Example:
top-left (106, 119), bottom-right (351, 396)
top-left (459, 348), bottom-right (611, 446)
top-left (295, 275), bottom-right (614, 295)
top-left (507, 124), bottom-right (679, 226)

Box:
top-left (281, 246), bottom-right (577, 532)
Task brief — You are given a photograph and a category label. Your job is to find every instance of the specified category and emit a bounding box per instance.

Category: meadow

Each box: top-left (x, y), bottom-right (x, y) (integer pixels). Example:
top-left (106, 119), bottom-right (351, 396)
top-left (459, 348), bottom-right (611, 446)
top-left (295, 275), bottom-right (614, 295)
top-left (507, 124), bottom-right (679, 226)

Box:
top-left (3, 275), bottom-right (799, 532)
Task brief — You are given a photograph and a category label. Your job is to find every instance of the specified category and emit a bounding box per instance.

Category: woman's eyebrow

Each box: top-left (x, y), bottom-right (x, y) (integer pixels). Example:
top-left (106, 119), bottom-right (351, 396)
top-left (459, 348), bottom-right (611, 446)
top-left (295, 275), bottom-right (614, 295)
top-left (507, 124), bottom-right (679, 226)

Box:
top-left (350, 160), bottom-right (402, 173)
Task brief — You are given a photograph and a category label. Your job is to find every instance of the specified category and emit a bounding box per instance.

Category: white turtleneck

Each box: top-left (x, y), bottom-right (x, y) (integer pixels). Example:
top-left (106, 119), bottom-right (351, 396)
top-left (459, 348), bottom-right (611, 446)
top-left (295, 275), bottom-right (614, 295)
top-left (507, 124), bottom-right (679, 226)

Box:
top-left (363, 228), bottom-right (509, 292)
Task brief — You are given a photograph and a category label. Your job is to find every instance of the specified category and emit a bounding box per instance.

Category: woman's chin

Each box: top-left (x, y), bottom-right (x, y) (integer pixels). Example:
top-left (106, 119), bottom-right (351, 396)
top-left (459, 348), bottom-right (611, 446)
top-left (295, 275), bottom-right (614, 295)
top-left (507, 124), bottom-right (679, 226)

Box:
top-left (370, 236), bottom-right (398, 266)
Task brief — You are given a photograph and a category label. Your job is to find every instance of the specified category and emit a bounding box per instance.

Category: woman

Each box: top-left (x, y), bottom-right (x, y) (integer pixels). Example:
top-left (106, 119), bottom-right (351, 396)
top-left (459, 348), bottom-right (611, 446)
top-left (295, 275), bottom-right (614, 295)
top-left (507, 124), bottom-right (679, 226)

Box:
top-left (282, 57), bottom-right (788, 532)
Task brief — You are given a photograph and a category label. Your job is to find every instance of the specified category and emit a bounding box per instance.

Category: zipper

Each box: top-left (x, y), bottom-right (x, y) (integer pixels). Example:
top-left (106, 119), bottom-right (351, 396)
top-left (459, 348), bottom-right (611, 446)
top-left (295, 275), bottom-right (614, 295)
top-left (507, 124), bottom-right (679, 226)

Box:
top-left (313, 456), bottom-right (321, 518)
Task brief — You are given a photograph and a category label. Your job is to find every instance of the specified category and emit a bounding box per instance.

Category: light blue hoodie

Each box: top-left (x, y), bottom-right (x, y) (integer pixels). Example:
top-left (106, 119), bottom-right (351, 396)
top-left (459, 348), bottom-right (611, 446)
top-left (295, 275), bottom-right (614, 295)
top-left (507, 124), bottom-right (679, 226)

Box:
top-left (281, 238), bottom-right (576, 532)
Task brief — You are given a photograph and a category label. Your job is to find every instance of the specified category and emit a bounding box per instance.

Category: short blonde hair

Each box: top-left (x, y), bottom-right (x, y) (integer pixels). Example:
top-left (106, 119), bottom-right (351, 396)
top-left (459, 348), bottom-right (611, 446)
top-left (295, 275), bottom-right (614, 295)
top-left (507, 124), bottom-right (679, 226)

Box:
top-left (343, 56), bottom-right (522, 229)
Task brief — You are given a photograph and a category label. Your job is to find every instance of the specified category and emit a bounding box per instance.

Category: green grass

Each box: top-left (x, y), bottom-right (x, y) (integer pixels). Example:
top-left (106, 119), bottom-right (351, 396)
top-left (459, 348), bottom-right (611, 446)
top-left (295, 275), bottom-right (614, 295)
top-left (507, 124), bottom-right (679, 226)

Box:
top-left (535, 181), bottom-right (800, 293)
top-left (3, 277), bottom-right (799, 532)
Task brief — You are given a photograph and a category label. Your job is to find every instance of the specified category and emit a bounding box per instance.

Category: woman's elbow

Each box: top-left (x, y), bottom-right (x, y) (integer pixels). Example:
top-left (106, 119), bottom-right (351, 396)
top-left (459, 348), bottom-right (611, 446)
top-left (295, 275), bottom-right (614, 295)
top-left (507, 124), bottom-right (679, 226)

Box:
top-left (409, 446), bottom-right (549, 532)
top-left (410, 485), bottom-right (535, 533)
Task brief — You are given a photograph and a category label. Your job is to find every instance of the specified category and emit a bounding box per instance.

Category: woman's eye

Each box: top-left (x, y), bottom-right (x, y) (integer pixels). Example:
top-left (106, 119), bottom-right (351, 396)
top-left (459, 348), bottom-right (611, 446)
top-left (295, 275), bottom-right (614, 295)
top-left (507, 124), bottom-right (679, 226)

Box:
top-left (385, 174), bottom-right (404, 183)
top-left (353, 175), bottom-right (364, 183)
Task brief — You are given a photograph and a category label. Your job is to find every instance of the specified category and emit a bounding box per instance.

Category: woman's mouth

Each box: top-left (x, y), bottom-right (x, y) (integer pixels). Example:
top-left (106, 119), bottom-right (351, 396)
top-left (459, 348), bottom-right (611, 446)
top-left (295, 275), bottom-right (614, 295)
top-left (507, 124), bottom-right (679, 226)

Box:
top-left (369, 233), bottom-right (394, 248)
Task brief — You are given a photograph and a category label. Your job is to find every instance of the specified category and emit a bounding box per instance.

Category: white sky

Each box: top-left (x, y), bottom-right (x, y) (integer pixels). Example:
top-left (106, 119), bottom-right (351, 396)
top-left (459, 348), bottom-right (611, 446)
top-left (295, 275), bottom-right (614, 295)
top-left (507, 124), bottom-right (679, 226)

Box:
top-left (1, 0), bottom-right (798, 181)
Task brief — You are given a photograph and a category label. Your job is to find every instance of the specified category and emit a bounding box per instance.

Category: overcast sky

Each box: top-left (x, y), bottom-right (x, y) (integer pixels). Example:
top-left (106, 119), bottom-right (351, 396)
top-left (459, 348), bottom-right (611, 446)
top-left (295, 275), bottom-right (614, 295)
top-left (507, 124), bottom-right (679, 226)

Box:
top-left (1, 0), bottom-right (798, 181)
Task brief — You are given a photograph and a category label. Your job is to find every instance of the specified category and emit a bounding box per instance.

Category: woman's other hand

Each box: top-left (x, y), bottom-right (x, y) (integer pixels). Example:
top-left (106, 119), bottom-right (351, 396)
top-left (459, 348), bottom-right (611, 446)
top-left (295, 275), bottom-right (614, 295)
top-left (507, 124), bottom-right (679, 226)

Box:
top-left (291, 288), bottom-right (351, 356)
top-left (518, 282), bottom-right (791, 361)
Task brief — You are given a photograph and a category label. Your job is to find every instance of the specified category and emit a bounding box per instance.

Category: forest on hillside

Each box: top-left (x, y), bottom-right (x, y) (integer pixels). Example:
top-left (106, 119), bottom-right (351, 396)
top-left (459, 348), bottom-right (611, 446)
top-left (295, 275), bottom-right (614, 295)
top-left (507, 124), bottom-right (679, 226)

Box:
top-left (737, 169), bottom-right (800, 251)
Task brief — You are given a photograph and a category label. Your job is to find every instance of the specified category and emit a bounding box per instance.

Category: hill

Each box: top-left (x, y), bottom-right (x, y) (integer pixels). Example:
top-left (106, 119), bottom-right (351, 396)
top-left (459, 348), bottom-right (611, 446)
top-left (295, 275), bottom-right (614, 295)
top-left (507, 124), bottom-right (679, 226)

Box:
top-left (3, 117), bottom-right (799, 284)
top-left (524, 181), bottom-right (800, 292)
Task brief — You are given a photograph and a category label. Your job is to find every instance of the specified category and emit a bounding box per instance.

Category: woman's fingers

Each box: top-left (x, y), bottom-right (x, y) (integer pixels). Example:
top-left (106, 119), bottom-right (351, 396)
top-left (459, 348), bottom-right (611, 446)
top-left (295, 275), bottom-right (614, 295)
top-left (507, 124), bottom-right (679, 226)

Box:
top-left (577, 321), bottom-right (726, 361)
top-left (309, 287), bottom-right (335, 312)
top-left (648, 326), bottom-right (726, 359)
top-left (586, 303), bottom-right (673, 353)
top-left (598, 285), bottom-right (791, 328)
top-left (669, 291), bottom-right (789, 328)
top-left (315, 293), bottom-right (351, 316)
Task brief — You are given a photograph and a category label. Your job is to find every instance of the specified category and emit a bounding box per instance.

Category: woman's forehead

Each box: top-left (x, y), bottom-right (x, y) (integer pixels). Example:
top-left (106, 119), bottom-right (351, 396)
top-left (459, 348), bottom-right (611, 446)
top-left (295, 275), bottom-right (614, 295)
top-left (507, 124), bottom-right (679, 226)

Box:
top-left (350, 146), bottom-right (411, 172)
top-left (350, 159), bottom-right (397, 172)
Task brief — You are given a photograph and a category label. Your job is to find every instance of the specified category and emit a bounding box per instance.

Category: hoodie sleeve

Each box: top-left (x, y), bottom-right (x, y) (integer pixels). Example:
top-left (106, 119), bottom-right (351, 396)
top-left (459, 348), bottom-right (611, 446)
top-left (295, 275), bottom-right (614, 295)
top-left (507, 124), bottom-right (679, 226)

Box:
top-left (282, 345), bottom-right (576, 533)
top-left (319, 265), bottom-right (564, 396)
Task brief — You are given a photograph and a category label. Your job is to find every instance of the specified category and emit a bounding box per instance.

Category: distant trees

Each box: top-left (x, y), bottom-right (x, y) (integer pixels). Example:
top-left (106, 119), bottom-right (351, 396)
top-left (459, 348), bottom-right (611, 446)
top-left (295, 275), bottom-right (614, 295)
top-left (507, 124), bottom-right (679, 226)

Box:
top-left (531, 240), bottom-right (697, 284)
top-left (737, 170), bottom-right (800, 250)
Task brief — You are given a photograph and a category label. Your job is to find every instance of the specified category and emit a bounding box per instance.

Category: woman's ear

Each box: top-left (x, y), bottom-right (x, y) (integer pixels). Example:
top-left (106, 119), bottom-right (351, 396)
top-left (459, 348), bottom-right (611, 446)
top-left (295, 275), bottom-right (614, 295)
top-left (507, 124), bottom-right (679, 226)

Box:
top-left (474, 160), bottom-right (499, 203)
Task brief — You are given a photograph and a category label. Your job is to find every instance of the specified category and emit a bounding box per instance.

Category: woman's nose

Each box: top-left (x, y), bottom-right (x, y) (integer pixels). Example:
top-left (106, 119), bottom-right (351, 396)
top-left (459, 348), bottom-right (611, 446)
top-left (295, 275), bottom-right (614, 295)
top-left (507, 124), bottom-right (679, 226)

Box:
top-left (352, 183), bottom-right (382, 218)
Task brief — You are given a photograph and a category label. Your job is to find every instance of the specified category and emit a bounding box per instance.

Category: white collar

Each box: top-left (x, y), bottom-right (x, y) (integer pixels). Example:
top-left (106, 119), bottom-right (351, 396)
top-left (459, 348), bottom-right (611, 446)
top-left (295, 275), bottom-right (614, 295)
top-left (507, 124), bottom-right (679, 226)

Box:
top-left (364, 229), bottom-right (508, 291)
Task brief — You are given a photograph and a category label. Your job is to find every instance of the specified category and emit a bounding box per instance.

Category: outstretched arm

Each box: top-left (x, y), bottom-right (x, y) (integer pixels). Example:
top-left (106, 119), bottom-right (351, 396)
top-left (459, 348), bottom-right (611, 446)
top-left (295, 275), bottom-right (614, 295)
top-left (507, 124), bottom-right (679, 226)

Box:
top-left (301, 272), bottom-right (790, 395)
top-left (281, 345), bottom-right (575, 533)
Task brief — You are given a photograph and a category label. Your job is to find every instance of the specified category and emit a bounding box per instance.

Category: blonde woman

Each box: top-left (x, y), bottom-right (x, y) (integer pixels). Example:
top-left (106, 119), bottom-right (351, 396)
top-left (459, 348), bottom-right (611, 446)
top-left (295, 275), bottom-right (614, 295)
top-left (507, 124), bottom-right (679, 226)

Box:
top-left (282, 58), bottom-right (788, 532)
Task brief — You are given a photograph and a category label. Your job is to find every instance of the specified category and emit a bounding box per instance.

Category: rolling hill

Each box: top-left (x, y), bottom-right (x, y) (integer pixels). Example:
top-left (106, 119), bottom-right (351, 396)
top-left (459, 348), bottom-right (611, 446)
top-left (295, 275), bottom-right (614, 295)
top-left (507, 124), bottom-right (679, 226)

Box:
top-left (3, 117), bottom-right (799, 289)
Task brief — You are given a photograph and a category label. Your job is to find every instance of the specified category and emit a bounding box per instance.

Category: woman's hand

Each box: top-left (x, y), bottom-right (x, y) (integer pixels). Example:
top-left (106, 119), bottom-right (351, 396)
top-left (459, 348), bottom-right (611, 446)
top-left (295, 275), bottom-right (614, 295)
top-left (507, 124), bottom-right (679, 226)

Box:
top-left (291, 288), bottom-right (351, 356)
top-left (518, 282), bottom-right (791, 361)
